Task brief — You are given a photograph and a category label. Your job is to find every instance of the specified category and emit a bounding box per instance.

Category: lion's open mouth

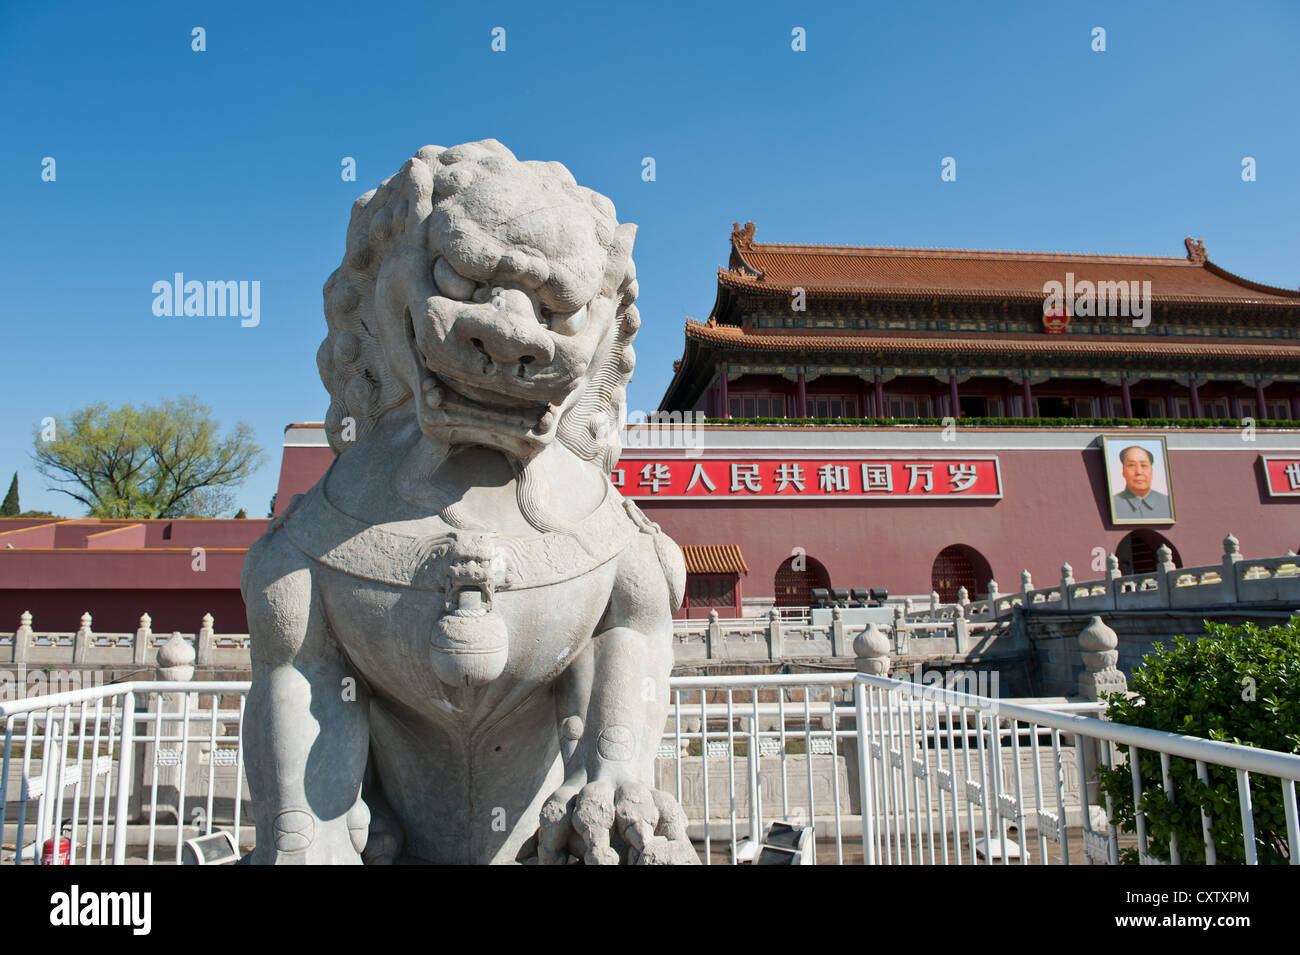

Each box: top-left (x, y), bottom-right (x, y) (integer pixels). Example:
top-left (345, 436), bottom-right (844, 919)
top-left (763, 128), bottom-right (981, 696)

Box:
top-left (415, 360), bottom-right (562, 445)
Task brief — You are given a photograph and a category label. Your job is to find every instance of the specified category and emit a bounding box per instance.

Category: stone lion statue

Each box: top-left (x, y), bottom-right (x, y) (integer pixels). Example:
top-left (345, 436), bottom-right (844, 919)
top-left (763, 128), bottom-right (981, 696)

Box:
top-left (240, 140), bottom-right (696, 864)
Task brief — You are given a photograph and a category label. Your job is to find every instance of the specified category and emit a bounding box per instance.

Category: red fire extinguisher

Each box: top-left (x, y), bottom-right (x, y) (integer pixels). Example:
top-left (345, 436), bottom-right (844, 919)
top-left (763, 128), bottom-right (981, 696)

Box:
top-left (41, 821), bottom-right (70, 865)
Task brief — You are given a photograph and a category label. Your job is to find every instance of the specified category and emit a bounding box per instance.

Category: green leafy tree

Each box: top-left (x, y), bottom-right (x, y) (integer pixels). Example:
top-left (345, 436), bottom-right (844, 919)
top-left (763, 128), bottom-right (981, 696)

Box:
top-left (1098, 618), bottom-right (1300, 864)
top-left (32, 397), bottom-right (265, 519)
top-left (1, 473), bottom-right (17, 516)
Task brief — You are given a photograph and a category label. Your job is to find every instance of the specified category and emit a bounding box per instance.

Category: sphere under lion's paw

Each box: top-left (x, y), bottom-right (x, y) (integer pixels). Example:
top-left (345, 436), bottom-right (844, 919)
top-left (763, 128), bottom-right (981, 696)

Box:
top-left (539, 779), bottom-right (700, 865)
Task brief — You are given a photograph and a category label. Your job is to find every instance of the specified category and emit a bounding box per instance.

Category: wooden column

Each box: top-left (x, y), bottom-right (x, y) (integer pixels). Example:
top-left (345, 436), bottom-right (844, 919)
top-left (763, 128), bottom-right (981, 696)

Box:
top-left (1120, 376), bottom-right (1133, 418)
top-left (1290, 388), bottom-right (1300, 421)
top-left (1189, 378), bottom-right (1202, 418)
top-left (719, 367), bottom-right (729, 419)
top-left (874, 374), bottom-right (885, 417)
top-left (1255, 379), bottom-right (1268, 418)
top-left (949, 375), bottom-right (960, 418)
top-left (796, 369), bottom-right (808, 418)
top-left (1021, 376), bottom-right (1034, 418)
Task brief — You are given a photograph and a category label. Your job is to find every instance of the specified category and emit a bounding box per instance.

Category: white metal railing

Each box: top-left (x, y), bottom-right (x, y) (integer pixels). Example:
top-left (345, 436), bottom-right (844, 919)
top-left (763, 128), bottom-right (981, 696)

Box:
top-left (1, 682), bottom-right (249, 866)
top-left (4, 674), bottom-right (1298, 865)
top-left (853, 673), bottom-right (1300, 866)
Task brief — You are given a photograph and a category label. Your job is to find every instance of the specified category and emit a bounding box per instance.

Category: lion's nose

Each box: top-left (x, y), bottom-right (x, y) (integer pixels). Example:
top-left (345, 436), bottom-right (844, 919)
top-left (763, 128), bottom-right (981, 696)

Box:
top-left (457, 289), bottom-right (555, 370)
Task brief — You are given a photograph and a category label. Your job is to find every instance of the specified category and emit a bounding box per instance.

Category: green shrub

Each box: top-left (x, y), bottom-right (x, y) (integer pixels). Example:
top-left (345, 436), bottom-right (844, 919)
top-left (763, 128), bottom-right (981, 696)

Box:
top-left (1097, 618), bottom-right (1300, 864)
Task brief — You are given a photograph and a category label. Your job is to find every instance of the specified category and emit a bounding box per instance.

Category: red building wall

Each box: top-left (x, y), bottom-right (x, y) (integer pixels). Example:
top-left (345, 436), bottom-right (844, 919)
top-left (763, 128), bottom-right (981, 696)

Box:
top-left (634, 443), bottom-right (1300, 602)
top-left (3, 425), bottom-right (1296, 633)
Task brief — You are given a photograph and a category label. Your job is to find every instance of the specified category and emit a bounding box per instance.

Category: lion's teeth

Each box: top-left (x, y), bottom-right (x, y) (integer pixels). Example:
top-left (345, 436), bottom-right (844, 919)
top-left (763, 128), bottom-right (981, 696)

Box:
top-left (537, 408), bottom-right (555, 432)
top-left (425, 386), bottom-right (444, 409)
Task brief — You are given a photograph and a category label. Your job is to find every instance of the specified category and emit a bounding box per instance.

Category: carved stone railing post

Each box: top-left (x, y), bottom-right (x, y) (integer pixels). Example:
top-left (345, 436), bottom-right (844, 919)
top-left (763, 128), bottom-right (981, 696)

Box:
top-left (1076, 615), bottom-right (1125, 821)
top-left (137, 632), bottom-right (197, 824)
top-left (134, 613), bottom-right (153, 666)
top-left (73, 612), bottom-right (93, 664)
top-left (196, 613), bottom-right (215, 668)
top-left (1223, 533), bottom-right (1242, 602)
top-left (706, 609), bottom-right (720, 660)
top-left (987, 579), bottom-right (999, 601)
top-left (953, 587), bottom-right (970, 652)
top-left (1060, 562), bottom-right (1074, 610)
top-left (903, 597), bottom-right (915, 616)
top-left (892, 604), bottom-right (907, 654)
top-left (767, 608), bottom-right (783, 660)
top-left (828, 605), bottom-right (843, 657)
top-left (930, 590), bottom-right (940, 615)
top-left (1156, 545), bottom-right (1176, 606)
top-left (853, 622), bottom-right (891, 677)
top-left (1021, 569), bottom-right (1033, 595)
top-left (13, 611), bottom-right (33, 664)
top-left (1077, 616), bottom-right (1126, 699)
top-left (1106, 553), bottom-right (1121, 581)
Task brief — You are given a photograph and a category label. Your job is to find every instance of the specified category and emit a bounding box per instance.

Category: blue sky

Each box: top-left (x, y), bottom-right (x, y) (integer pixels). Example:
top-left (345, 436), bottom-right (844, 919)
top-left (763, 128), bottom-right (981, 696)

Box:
top-left (2, 0), bottom-right (1297, 517)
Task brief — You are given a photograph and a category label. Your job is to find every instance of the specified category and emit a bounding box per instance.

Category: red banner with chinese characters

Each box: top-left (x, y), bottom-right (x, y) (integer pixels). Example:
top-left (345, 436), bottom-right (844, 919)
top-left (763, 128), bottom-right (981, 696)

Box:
top-left (612, 456), bottom-right (1002, 500)
top-left (1262, 457), bottom-right (1300, 497)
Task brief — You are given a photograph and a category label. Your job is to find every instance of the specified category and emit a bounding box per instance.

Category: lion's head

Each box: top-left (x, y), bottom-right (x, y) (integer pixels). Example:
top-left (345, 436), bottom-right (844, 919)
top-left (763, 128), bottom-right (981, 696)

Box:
top-left (317, 140), bottom-right (639, 470)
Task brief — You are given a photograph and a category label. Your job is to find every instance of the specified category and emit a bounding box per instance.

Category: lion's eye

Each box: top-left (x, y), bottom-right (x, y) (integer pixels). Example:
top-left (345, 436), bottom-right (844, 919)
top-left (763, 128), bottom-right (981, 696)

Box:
top-left (432, 258), bottom-right (477, 301)
top-left (542, 304), bottom-right (587, 336)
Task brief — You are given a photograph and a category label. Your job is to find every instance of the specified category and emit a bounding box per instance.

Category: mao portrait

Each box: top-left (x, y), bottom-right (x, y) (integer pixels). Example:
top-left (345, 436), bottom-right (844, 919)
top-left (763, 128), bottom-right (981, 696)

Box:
top-left (1101, 435), bottom-right (1175, 525)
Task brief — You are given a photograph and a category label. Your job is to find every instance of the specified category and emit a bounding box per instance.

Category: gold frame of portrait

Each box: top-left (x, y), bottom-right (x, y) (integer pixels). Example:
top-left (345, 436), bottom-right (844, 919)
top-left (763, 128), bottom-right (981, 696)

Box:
top-left (1101, 434), bottom-right (1176, 526)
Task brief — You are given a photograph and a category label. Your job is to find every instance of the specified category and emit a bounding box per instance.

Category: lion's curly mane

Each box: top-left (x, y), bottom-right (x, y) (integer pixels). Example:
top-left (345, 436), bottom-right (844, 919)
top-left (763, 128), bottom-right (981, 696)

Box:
top-left (315, 140), bottom-right (640, 474)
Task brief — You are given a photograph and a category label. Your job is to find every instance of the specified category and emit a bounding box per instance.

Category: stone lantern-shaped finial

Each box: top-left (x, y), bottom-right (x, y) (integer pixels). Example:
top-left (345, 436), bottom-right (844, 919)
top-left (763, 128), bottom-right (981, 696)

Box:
top-left (853, 622), bottom-right (891, 677)
top-left (1077, 616), bottom-right (1126, 699)
top-left (157, 631), bottom-right (196, 683)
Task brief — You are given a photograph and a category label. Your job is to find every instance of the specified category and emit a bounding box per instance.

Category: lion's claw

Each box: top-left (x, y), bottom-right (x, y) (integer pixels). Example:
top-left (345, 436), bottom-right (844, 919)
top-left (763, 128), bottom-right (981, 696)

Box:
top-left (539, 779), bottom-right (699, 865)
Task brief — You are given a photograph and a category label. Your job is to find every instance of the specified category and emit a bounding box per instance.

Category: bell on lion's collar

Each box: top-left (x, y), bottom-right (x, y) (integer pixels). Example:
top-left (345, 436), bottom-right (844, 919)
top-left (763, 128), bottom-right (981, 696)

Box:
top-left (430, 596), bottom-right (509, 687)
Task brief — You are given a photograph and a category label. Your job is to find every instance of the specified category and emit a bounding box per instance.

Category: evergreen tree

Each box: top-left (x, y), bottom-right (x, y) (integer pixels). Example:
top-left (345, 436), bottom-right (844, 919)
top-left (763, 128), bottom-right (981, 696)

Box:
top-left (1, 473), bottom-right (18, 516)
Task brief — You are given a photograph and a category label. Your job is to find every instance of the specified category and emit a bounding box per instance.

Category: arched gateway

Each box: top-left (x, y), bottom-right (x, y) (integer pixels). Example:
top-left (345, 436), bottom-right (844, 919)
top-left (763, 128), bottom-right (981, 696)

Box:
top-left (773, 554), bottom-right (831, 607)
top-left (930, 545), bottom-right (993, 602)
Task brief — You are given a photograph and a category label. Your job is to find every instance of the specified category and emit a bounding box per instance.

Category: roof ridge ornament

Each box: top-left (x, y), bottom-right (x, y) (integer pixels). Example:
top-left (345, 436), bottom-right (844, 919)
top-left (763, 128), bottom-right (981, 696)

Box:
top-left (1184, 236), bottom-right (1208, 265)
top-left (731, 221), bottom-right (756, 250)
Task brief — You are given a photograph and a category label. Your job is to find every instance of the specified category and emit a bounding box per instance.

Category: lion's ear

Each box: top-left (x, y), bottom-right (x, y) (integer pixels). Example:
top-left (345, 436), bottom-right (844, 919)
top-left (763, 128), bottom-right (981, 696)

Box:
top-left (603, 222), bottom-right (637, 298)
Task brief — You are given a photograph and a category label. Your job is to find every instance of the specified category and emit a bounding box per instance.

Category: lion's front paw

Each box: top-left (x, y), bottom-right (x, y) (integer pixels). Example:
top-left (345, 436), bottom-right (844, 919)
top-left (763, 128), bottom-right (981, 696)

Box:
top-left (539, 779), bottom-right (699, 865)
top-left (252, 802), bottom-right (369, 865)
